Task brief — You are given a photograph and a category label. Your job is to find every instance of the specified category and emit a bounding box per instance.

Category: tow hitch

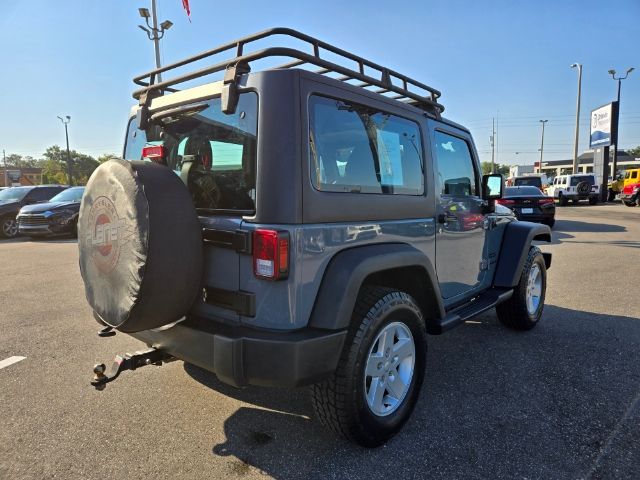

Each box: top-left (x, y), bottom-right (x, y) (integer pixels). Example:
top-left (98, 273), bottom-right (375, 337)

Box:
top-left (91, 348), bottom-right (175, 390)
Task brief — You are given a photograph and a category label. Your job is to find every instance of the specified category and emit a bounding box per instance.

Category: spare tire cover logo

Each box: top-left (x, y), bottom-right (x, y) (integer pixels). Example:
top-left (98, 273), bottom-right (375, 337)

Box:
top-left (84, 196), bottom-right (132, 274)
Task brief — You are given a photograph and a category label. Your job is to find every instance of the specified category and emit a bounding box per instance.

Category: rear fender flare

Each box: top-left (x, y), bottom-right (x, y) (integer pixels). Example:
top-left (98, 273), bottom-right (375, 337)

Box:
top-left (308, 243), bottom-right (445, 331)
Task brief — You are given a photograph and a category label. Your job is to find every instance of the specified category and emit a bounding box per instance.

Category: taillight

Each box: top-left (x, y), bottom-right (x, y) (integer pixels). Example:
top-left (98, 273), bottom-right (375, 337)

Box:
top-left (496, 199), bottom-right (515, 205)
top-left (538, 198), bottom-right (555, 205)
top-left (253, 229), bottom-right (289, 280)
top-left (142, 145), bottom-right (165, 162)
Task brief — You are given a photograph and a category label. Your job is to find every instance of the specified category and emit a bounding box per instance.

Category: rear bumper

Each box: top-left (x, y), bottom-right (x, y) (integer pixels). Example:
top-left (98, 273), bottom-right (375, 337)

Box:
top-left (513, 212), bottom-right (554, 223)
top-left (560, 193), bottom-right (598, 199)
top-left (129, 317), bottom-right (347, 388)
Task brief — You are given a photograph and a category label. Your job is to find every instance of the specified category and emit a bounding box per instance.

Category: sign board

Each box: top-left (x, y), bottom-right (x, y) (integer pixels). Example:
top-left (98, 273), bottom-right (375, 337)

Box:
top-left (7, 170), bottom-right (21, 182)
top-left (590, 102), bottom-right (618, 148)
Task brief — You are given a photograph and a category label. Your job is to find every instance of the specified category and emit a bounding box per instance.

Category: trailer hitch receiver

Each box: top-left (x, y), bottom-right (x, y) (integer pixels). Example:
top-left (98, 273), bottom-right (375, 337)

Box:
top-left (91, 348), bottom-right (175, 390)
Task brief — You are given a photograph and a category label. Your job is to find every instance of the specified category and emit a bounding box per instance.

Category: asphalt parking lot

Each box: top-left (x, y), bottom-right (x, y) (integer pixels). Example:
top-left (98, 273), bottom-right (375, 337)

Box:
top-left (1, 204), bottom-right (639, 480)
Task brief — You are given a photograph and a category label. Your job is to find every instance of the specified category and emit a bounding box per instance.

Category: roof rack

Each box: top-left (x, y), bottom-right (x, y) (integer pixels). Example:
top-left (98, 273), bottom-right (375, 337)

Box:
top-left (132, 27), bottom-right (444, 118)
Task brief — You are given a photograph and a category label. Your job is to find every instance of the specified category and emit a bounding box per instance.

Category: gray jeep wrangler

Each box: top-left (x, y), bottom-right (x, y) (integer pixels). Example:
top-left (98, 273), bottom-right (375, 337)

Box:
top-left (78, 28), bottom-right (551, 447)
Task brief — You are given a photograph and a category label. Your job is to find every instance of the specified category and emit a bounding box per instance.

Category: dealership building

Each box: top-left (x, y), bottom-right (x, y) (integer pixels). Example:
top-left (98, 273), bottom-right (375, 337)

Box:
top-left (534, 150), bottom-right (640, 177)
top-left (0, 167), bottom-right (43, 187)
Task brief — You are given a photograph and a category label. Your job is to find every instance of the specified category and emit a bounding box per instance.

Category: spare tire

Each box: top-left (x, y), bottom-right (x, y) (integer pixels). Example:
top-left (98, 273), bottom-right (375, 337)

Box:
top-left (78, 159), bottom-right (203, 333)
top-left (576, 181), bottom-right (591, 195)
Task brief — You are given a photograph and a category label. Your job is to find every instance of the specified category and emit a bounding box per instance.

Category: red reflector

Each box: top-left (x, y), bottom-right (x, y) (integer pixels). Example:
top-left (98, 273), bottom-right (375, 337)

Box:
top-left (496, 199), bottom-right (515, 205)
top-left (142, 145), bottom-right (164, 161)
top-left (253, 229), bottom-right (289, 280)
top-left (538, 197), bottom-right (554, 204)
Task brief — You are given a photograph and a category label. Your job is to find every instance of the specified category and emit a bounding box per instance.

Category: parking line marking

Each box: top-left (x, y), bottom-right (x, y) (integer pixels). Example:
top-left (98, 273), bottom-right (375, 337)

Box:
top-left (0, 356), bottom-right (26, 370)
top-left (585, 384), bottom-right (640, 479)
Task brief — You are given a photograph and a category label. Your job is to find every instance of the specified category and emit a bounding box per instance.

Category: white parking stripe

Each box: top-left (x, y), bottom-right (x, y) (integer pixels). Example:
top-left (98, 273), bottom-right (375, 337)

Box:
top-left (0, 356), bottom-right (26, 370)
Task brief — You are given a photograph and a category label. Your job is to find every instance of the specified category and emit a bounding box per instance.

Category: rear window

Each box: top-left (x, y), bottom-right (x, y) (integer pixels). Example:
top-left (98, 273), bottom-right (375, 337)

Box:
top-left (505, 186), bottom-right (543, 197)
top-left (513, 177), bottom-right (542, 188)
top-left (124, 93), bottom-right (258, 212)
top-left (570, 175), bottom-right (595, 186)
top-left (309, 95), bottom-right (424, 195)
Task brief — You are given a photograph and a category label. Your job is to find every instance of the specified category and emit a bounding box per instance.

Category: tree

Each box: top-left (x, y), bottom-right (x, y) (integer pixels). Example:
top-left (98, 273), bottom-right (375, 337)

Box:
top-left (42, 145), bottom-right (99, 185)
top-left (481, 161), bottom-right (510, 176)
top-left (97, 153), bottom-right (120, 164)
top-left (627, 146), bottom-right (640, 157)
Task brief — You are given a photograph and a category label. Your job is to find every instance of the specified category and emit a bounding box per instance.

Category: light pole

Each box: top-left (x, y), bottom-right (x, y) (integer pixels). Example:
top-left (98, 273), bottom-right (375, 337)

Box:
top-left (570, 63), bottom-right (582, 174)
top-left (138, 1), bottom-right (173, 82)
top-left (57, 115), bottom-right (73, 186)
top-left (539, 120), bottom-right (548, 166)
top-left (608, 67), bottom-right (634, 180)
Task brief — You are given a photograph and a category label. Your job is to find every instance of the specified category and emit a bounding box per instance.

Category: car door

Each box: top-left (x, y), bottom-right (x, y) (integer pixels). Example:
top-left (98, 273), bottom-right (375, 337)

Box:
top-left (433, 129), bottom-right (487, 301)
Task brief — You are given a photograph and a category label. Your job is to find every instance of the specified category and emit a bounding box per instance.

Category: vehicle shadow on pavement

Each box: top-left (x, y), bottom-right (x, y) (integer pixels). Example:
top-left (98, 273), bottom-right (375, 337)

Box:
top-left (192, 305), bottom-right (640, 480)
top-left (553, 219), bottom-right (626, 234)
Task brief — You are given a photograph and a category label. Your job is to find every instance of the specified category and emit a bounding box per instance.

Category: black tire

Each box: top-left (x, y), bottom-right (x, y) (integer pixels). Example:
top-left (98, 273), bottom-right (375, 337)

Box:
top-left (496, 246), bottom-right (546, 331)
top-left (1, 216), bottom-right (19, 238)
top-left (623, 200), bottom-right (636, 207)
top-left (588, 196), bottom-right (598, 205)
top-left (311, 286), bottom-right (427, 447)
top-left (544, 218), bottom-right (555, 228)
top-left (576, 181), bottom-right (591, 196)
top-left (558, 193), bottom-right (568, 206)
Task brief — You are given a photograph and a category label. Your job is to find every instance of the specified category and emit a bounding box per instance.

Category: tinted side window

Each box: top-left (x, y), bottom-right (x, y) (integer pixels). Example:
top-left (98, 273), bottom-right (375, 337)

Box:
top-left (309, 95), bottom-right (424, 195)
top-left (434, 131), bottom-right (477, 196)
top-left (27, 188), bottom-right (57, 202)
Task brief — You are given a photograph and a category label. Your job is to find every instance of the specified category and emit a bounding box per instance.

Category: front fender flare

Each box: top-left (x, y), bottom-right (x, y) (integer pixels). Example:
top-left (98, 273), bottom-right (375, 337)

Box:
top-left (493, 221), bottom-right (551, 288)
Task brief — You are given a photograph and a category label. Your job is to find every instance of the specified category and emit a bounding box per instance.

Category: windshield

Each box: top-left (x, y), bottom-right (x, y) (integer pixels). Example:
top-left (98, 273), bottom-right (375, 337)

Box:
top-left (570, 175), bottom-right (594, 186)
top-left (124, 93), bottom-right (258, 213)
top-left (49, 187), bottom-right (84, 203)
top-left (0, 186), bottom-right (32, 203)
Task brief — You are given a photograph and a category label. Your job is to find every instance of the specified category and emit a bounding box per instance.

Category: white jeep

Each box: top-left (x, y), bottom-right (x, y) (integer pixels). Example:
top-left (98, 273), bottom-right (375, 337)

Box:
top-left (546, 174), bottom-right (600, 206)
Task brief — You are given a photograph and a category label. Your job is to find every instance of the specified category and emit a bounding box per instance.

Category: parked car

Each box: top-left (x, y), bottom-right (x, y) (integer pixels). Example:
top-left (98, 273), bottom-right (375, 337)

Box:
top-left (497, 186), bottom-right (555, 227)
top-left (79, 28), bottom-right (552, 447)
top-left (619, 169), bottom-right (640, 207)
top-left (17, 186), bottom-right (85, 238)
top-left (607, 173), bottom-right (625, 201)
top-left (546, 174), bottom-right (600, 206)
top-left (508, 175), bottom-right (547, 192)
top-left (0, 185), bottom-right (67, 238)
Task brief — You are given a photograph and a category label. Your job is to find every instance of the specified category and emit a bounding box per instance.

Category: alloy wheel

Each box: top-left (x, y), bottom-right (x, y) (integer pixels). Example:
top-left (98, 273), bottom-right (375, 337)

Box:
top-left (364, 321), bottom-right (415, 417)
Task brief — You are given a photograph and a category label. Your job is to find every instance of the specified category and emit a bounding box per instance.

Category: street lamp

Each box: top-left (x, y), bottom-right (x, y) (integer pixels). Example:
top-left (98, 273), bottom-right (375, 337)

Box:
top-left (138, 0), bottom-right (173, 82)
top-left (608, 67), bottom-right (634, 180)
top-left (538, 120), bottom-right (548, 166)
top-left (570, 63), bottom-right (582, 174)
top-left (57, 115), bottom-right (73, 186)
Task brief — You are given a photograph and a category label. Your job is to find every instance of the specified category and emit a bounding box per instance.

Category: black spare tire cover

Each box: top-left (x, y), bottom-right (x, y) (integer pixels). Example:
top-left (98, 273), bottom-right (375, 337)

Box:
top-left (576, 181), bottom-right (591, 195)
top-left (78, 159), bottom-right (203, 332)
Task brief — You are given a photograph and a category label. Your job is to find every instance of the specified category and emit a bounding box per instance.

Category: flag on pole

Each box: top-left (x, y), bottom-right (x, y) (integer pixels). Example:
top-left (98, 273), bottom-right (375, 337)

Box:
top-left (182, 0), bottom-right (191, 21)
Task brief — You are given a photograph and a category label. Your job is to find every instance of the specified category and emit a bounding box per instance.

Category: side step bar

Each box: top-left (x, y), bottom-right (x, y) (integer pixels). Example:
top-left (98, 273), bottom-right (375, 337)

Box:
top-left (432, 288), bottom-right (513, 334)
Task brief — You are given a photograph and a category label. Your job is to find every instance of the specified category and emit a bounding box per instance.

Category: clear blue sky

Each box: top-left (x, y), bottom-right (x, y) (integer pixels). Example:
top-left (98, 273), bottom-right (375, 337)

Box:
top-left (1, 0), bottom-right (638, 166)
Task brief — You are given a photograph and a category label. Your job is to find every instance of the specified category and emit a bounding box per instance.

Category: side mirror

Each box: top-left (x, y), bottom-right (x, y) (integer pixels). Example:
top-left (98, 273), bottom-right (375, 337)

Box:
top-left (482, 174), bottom-right (503, 200)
